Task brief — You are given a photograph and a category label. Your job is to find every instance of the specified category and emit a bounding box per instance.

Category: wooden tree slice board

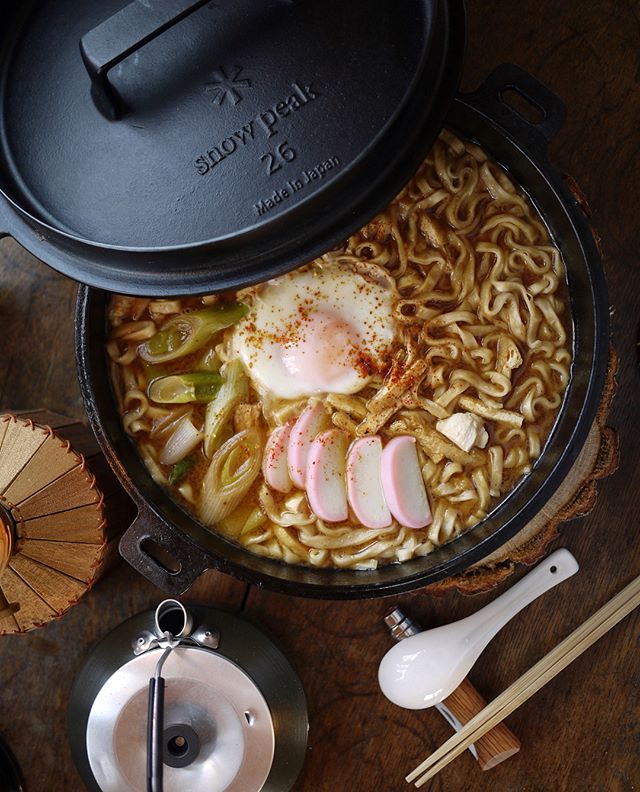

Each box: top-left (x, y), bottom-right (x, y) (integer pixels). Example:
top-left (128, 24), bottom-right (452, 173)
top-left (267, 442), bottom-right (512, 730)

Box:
top-left (421, 348), bottom-right (619, 597)
top-left (0, 410), bottom-right (133, 635)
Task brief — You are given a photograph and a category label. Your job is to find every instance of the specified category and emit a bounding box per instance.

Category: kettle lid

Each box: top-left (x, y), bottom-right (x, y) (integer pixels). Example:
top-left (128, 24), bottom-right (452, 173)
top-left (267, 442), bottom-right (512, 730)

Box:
top-left (68, 605), bottom-right (308, 792)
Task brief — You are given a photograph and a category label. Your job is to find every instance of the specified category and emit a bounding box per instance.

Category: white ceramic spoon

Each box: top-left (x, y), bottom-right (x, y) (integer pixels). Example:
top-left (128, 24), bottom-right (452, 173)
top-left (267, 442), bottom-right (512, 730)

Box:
top-left (378, 548), bottom-right (579, 709)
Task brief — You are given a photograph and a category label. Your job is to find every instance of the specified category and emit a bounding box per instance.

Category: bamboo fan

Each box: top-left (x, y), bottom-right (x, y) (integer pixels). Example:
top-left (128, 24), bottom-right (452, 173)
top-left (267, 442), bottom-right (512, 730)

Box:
top-left (0, 409), bottom-right (132, 635)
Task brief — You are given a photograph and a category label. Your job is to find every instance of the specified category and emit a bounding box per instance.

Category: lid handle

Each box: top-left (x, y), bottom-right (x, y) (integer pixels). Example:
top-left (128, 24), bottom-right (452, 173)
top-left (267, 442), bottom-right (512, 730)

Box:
top-left (80, 0), bottom-right (211, 120)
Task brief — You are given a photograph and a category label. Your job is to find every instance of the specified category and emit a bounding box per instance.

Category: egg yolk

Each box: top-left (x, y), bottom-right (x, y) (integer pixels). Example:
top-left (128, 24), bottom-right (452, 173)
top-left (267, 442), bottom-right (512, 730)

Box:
top-left (280, 312), bottom-right (365, 390)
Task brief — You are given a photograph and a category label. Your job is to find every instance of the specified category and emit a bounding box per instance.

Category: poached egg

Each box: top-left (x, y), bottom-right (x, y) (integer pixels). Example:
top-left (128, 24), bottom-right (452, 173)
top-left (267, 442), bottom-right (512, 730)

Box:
top-left (231, 263), bottom-right (397, 399)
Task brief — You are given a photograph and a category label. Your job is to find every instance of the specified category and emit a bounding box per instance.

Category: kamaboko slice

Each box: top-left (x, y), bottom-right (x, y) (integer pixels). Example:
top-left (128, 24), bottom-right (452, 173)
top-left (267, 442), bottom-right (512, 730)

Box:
top-left (288, 401), bottom-right (329, 489)
top-left (262, 423), bottom-right (294, 493)
top-left (380, 436), bottom-right (432, 529)
top-left (306, 429), bottom-right (348, 522)
top-left (346, 436), bottom-right (392, 529)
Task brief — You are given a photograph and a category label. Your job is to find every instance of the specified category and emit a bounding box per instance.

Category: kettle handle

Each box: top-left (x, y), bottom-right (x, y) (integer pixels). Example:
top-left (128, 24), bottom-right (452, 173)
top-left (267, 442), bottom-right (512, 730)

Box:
top-left (119, 506), bottom-right (212, 595)
top-left (147, 674), bottom-right (165, 792)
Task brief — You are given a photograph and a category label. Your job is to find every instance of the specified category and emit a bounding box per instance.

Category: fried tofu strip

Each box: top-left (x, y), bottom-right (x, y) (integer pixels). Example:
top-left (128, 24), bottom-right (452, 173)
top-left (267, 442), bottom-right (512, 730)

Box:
top-left (496, 335), bottom-right (523, 378)
top-left (357, 360), bottom-right (428, 436)
top-left (331, 411), bottom-right (359, 435)
top-left (401, 392), bottom-right (450, 420)
top-left (233, 403), bottom-right (262, 433)
top-left (457, 395), bottom-right (523, 427)
top-left (419, 214), bottom-right (449, 247)
top-left (325, 393), bottom-right (368, 420)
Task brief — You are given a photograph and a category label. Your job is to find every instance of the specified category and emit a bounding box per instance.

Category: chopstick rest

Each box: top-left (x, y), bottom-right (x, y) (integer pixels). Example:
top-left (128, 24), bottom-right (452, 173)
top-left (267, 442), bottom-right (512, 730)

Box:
top-left (407, 570), bottom-right (640, 785)
top-left (443, 678), bottom-right (520, 770)
top-left (384, 608), bottom-right (520, 770)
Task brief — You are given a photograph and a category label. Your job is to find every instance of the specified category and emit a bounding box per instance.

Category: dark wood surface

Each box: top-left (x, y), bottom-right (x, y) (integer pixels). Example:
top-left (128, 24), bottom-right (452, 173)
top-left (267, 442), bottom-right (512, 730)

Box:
top-left (1, 1), bottom-right (639, 790)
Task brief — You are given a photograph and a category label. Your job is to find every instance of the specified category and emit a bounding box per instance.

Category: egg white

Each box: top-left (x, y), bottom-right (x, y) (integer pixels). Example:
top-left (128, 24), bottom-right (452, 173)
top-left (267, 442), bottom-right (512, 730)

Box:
top-left (231, 263), bottom-right (397, 399)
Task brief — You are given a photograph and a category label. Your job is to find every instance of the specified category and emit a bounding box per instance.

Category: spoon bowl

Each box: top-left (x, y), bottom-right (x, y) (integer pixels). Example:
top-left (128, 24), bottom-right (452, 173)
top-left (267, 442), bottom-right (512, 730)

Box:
top-left (378, 548), bottom-right (579, 709)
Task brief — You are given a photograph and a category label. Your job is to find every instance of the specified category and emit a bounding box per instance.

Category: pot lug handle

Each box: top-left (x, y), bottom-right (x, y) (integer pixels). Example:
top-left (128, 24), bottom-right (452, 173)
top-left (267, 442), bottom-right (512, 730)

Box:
top-left (461, 63), bottom-right (566, 156)
top-left (80, 0), bottom-right (211, 120)
top-left (0, 195), bottom-right (13, 239)
top-left (119, 506), bottom-right (212, 595)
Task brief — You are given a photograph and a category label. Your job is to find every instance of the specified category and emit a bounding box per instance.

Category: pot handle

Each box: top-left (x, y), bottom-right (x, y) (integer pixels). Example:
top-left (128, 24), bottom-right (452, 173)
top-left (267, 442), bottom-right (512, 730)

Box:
top-left (119, 506), bottom-right (212, 595)
top-left (461, 64), bottom-right (566, 156)
top-left (0, 196), bottom-right (13, 239)
top-left (80, 0), bottom-right (211, 120)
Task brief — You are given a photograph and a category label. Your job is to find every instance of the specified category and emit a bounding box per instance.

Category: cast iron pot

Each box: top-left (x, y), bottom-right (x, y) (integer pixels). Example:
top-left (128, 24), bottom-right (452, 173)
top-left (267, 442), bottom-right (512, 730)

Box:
top-left (76, 65), bottom-right (609, 599)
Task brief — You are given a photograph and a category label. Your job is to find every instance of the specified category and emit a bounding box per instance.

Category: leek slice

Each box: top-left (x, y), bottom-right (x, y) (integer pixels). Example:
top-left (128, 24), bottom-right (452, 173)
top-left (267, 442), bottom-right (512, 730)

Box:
top-left (148, 373), bottom-right (222, 404)
top-left (204, 359), bottom-right (248, 456)
top-left (141, 361), bottom-right (168, 380)
top-left (218, 502), bottom-right (266, 539)
top-left (197, 346), bottom-right (222, 373)
top-left (199, 428), bottom-right (263, 524)
top-left (139, 302), bottom-right (249, 363)
top-left (168, 456), bottom-right (196, 486)
top-left (240, 506), bottom-right (267, 536)
top-left (160, 415), bottom-right (203, 465)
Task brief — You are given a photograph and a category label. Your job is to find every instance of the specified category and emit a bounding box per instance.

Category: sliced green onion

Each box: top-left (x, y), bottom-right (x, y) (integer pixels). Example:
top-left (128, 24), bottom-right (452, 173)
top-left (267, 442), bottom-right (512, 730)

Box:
top-left (240, 506), bottom-right (267, 536)
top-left (148, 373), bottom-right (223, 404)
top-left (204, 360), bottom-right (249, 456)
top-left (139, 302), bottom-right (249, 364)
top-left (197, 346), bottom-right (221, 373)
top-left (219, 503), bottom-right (266, 540)
top-left (159, 414), bottom-right (203, 465)
top-left (199, 428), bottom-right (262, 524)
top-left (168, 455), bottom-right (196, 485)
top-left (141, 361), bottom-right (169, 380)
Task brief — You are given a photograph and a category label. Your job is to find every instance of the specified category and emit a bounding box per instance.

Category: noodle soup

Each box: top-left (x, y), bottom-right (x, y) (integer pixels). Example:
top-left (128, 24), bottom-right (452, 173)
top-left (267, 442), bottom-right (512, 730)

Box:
top-left (107, 131), bottom-right (571, 570)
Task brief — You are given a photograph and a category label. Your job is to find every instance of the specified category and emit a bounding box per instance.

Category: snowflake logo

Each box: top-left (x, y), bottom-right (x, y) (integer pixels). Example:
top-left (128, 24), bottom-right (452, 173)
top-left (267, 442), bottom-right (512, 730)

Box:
top-left (205, 65), bottom-right (252, 106)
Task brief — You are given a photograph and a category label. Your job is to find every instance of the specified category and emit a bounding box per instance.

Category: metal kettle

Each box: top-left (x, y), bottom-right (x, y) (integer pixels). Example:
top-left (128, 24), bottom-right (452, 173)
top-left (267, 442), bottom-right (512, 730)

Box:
top-left (68, 600), bottom-right (308, 792)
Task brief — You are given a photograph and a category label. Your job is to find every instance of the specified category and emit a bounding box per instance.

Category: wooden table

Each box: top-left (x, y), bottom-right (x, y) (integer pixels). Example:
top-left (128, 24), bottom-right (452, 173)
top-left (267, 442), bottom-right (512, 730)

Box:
top-left (1, 1), bottom-right (638, 789)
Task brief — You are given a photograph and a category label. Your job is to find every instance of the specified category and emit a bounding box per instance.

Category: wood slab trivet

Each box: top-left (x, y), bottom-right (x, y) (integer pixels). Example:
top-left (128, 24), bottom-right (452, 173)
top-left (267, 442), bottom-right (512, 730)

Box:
top-left (0, 409), bottom-right (133, 634)
top-left (422, 348), bottom-right (619, 596)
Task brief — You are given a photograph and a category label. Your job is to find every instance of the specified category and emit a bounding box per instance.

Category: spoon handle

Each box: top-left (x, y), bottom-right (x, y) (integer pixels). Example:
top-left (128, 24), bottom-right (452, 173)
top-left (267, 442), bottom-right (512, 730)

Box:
top-left (466, 548), bottom-right (579, 648)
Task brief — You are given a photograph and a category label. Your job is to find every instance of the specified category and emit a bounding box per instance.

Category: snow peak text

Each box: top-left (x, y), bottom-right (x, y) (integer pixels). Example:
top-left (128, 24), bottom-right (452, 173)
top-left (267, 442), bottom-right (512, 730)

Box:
top-left (194, 81), bottom-right (320, 177)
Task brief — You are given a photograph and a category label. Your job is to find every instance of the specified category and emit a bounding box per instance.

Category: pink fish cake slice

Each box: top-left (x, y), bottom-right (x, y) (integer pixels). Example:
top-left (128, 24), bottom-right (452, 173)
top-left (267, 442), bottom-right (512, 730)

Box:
top-left (306, 429), bottom-right (348, 523)
top-left (380, 436), bottom-right (432, 529)
top-left (287, 401), bottom-right (329, 489)
top-left (346, 436), bottom-right (391, 529)
top-left (263, 423), bottom-right (294, 493)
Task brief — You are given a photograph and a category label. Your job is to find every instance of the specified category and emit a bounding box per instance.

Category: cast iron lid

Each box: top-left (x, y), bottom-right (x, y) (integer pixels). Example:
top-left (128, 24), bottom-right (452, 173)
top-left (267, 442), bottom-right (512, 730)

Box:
top-left (0, 0), bottom-right (465, 295)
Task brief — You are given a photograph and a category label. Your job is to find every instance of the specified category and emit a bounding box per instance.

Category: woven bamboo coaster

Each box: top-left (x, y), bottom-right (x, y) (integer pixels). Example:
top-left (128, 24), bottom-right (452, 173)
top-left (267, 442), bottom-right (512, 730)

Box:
top-left (420, 348), bottom-right (619, 597)
top-left (0, 409), bottom-right (133, 634)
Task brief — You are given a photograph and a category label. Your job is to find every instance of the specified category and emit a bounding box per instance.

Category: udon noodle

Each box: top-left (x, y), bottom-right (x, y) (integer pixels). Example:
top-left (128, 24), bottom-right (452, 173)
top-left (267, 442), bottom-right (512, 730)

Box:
top-left (107, 130), bottom-right (571, 570)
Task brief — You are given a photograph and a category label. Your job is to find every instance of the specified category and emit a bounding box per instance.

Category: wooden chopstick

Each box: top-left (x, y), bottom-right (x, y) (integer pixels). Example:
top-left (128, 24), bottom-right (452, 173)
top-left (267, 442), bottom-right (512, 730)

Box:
top-left (407, 572), bottom-right (640, 786)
